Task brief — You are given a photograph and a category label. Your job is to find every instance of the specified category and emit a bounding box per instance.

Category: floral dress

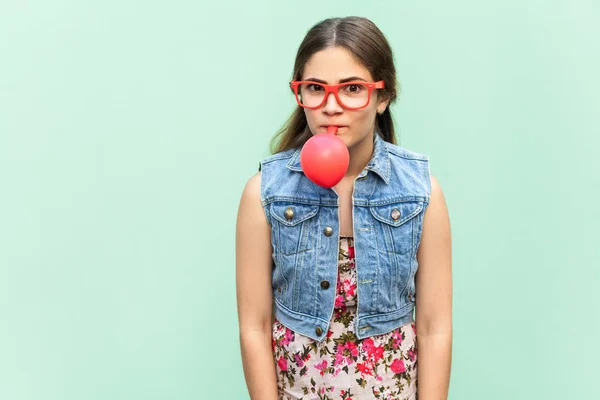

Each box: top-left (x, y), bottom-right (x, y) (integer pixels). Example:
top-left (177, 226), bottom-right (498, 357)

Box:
top-left (272, 236), bottom-right (418, 400)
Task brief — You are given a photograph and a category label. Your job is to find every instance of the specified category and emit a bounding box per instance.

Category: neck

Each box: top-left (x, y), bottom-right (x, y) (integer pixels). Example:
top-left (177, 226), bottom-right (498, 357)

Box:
top-left (344, 128), bottom-right (375, 178)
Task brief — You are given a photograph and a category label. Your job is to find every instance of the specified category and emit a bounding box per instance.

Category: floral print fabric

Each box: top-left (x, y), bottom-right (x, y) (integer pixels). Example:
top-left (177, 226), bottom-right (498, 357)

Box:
top-left (272, 236), bottom-right (418, 400)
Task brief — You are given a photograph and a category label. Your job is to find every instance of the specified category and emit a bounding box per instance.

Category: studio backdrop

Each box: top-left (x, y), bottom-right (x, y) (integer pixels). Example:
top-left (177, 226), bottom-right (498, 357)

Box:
top-left (0, 1), bottom-right (598, 399)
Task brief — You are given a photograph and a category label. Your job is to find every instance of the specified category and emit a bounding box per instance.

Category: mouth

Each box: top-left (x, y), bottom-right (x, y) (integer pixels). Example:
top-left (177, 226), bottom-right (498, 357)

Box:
top-left (319, 125), bottom-right (347, 134)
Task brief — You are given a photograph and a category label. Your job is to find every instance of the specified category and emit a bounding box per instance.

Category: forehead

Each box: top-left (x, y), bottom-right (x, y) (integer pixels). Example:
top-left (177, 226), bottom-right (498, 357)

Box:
top-left (302, 46), bottom-right (374, 82)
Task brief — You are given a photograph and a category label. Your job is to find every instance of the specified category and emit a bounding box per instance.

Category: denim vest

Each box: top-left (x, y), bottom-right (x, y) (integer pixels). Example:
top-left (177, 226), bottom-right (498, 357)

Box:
top-left (258, 131), bottom-right (431, 342)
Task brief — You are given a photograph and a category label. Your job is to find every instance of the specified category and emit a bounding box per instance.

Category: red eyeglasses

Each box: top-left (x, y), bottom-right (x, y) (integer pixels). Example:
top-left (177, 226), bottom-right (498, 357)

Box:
top-left (290, 80), bottom-right (385, 110)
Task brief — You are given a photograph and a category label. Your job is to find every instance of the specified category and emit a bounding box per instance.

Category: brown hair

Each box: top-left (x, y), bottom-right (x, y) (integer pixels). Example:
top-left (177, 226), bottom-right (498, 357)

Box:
top-left (270, 16), bottom-right (400, 154)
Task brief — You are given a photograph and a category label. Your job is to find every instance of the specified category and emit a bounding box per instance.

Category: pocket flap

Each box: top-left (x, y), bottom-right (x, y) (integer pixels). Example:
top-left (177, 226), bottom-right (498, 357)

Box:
top-left (270, 203), bottom-right (319, 226)
top-left (369, 201), bottom-right (424, 227)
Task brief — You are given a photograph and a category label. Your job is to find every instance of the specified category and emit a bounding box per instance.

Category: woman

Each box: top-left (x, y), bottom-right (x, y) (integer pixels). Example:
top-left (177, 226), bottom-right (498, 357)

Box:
top-left (236, 16), bottom-right (452, 400)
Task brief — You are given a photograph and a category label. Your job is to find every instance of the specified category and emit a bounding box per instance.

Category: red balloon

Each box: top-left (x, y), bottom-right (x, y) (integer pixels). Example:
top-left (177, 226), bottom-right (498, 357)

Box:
top-left (300, 126), bottom-right (349, 188)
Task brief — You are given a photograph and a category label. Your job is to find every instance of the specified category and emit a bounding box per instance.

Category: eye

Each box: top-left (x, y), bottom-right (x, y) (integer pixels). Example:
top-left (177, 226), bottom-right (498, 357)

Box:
top-left (307, 84), bottom-right (324, 92)
top-left (345, 84), bottom-right (365, 93)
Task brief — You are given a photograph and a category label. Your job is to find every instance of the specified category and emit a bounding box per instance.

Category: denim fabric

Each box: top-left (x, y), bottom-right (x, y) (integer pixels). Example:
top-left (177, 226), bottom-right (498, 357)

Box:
top-left (258, 131), bottom-right (431, 342)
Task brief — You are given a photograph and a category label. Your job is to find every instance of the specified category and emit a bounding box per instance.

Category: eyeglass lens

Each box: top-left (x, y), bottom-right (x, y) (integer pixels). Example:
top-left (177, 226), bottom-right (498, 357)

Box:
top-left (298, 83), bottom-right (369, 108)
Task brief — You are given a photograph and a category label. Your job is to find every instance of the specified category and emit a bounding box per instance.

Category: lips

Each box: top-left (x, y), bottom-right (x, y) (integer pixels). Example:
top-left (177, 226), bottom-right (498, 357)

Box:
top-left (319, 125), bottom-right (347, 133)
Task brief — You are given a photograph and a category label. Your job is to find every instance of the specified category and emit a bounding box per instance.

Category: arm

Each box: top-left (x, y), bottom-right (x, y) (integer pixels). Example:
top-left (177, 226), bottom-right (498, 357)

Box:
top-left (236, 172), bottom-right (279, 400)
top-left (415, 174), bottom-right (453, 400)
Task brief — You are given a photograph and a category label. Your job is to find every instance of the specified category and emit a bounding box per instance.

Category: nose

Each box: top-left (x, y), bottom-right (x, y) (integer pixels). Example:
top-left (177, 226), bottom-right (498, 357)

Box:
top-left (322, 91), bottom-right (343, 114)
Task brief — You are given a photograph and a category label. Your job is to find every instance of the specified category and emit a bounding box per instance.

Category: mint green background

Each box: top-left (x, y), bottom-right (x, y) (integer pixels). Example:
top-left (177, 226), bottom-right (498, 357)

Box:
top-left (1, 1), bottom-right (598, 399)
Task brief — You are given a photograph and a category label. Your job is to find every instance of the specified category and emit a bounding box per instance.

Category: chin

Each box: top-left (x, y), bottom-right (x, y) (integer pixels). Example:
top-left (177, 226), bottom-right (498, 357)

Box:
top-left (338, 136), bottom-right (353, 147)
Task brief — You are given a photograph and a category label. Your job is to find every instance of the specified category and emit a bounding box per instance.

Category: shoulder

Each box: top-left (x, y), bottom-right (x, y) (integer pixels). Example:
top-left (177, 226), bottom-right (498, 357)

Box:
top-left (238, 170), bottom-right (272, 227)
top-left (383, 141), bottom-right (430, 162)
top-left (381, 141), bottom-right (432, 198)
top-left (258, 148), bottom-right (301, 195)
top-left (259, 148), bottom-right (298, 166)
top-left (425, 174), bottom-right (449, 221)
top-left (240, 171), bottom-right (262, 207)
top-left (246, 171), bottom-right (262, 192)
top-left (430, 174), bottom-right (442, 194)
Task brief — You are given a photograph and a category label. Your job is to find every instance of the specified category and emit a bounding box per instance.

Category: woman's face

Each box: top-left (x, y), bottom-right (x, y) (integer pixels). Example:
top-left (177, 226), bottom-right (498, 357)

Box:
top-left (301, 46), bottom-right (389, 148)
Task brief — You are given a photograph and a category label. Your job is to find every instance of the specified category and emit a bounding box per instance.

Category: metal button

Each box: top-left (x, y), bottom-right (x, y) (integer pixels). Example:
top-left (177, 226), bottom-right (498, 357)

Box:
top-left (315, 326), bottom-right (323, 336)
top-left (391, 208), bottom-right (401, 220)
top-left (323, 226), bottom-right (333, 237)
top-left (407, 291), bottom-right (413, 301)
top-left (284, 207), bottom-right (294, 220)
top-left (320, 280), bottom-right (330, 289)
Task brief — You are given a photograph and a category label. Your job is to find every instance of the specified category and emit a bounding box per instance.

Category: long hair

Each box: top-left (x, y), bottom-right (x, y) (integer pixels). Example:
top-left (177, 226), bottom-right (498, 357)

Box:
top-left (270, 16), bottom-right (400, 154)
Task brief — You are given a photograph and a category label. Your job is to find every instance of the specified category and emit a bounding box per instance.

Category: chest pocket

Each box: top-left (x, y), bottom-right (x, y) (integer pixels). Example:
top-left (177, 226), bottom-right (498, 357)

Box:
top-left (270, 202), bottom-right (319, 256)
top-left (369, 201), bottom-right (424, 254)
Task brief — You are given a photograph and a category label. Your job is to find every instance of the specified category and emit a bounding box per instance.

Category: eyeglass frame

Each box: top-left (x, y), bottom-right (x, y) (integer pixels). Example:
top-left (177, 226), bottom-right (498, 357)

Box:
top-left (289, 80), bottom-right (385, 110)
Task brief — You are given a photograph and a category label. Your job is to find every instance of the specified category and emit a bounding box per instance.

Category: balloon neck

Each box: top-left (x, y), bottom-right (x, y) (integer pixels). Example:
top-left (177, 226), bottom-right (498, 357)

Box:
top-left (327, 126), bottom-right (338, 135)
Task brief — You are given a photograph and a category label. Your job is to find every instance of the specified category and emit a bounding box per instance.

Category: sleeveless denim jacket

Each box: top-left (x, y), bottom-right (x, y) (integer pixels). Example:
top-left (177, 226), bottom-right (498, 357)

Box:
top-left (258, 131), bottom-right (431, 342)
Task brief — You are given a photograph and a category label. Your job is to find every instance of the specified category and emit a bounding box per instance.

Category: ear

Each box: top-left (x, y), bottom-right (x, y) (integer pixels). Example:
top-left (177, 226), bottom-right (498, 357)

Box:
top-left (377, 97), bottom-right (390, 114)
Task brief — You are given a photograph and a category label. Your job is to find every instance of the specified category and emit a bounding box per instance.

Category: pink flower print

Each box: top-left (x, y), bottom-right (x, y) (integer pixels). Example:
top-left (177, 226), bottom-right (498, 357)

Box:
top-left (357, 360), bottom-right (374, 376)
top-left (294, 352), bottom-right (304, 367)
top-left (335, 295), bottom-right (345, 308)
top-left (344, 341), bottom-right (359, 364)
top-left (361, 338), bottom-right (383, 362)
top-left (334, 306), bottom-right (346, 318)
top-left (348, 244), bottom-right (355, 259)
top-left (371, 344), bottom-right (384, 363)
top-left (276, 326), bottom-right (294, 347)
top-left (391, 330), bottom-right (403, 349)
top-left (362, 337), bottom-right (375, 353)
top-left (314, 360), bottom-right (328, 376)
top-left (342, 279), bottom-right (356, 296)
top-left (278, 356), bottom-right (288, 371)
top-left (346, 341), bottom-right (359, 357)
top-left (283, 327), bottom-right (294, 343)
top-left (334, 351), bottom-right (345, 367)
top-left (278, 326), bottom-right (291, 346)
top-left (272, 320), bottom-right (286, 340)
top-left (376, 375), bottom-right (383, 381)
top-left (390, 358), bottom-right (406, 374)
top-left (334, 341), bottom-right (358, 367)
top-left (407, 347), bottom-right (417, 362)
top-left (412, 322), bottom-right (417, 335)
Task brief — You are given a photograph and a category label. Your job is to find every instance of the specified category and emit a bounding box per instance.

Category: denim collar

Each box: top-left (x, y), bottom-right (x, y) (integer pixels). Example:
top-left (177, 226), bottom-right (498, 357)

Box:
top-left (286, 130), bottom-right (391, 184)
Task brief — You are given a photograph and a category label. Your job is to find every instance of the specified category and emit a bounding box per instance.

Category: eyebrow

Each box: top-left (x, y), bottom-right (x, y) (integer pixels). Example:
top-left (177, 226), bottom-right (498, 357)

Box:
top-left (303, 76), bottom-right (367, 84)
